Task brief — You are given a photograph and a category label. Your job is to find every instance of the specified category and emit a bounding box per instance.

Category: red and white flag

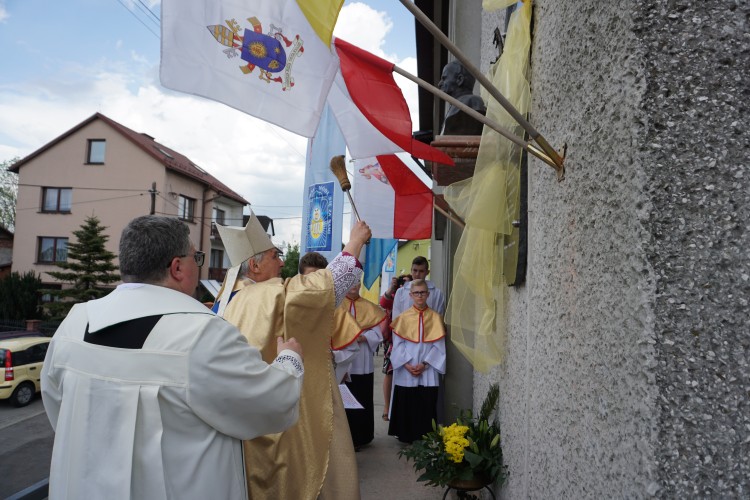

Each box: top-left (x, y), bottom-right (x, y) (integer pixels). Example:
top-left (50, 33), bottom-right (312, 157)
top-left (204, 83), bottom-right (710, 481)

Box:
top-left (334, 38), bottom-right (453, 166)
top-left (352, 155), bottom-right (433, 240)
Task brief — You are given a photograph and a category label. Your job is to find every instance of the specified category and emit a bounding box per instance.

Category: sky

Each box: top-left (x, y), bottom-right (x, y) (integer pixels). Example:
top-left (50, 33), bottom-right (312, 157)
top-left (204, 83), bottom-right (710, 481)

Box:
top-left (0, 0), bottom-right (429, 247)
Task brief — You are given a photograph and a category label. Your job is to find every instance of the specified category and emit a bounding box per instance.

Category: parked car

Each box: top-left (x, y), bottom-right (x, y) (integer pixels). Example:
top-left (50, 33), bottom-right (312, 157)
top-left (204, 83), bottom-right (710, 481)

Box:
top-left (0, 336), bottom-right (50, 407)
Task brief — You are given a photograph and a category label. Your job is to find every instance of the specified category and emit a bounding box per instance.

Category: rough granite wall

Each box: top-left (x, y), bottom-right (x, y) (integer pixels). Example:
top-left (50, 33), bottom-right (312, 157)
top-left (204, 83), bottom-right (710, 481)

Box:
top-left (474, 0), bottom-right (749, 498)
top-left (480, 1), bottom-right (659, 497)
top-left (635, 0), bottom-right (750, 497)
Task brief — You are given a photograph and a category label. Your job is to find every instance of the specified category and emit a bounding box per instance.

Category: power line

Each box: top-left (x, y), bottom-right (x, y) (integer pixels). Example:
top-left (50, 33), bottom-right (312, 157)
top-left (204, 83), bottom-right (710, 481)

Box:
top-left (252, 205), bottom-right (304, 209)
top-left (113, 0), bottom-right (159, 38)
top-left (262, 123), bottom-right (306, 161)
top-left (129, 0), bottom-right (160, 28)
top-left (18, 183), bottom-right (147, 192)
top-left (15, 193), bottom-right (146, 213)
top-left (135, 0), bottom-right (160, 23)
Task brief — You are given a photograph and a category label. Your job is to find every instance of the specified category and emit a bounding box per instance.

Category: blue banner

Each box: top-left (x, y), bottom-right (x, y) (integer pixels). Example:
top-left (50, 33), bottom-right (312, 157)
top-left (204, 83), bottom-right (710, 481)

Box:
top-left (305, 182), bottom-right (334, 252)
top-left (301, 104), bottom-right (345, 263)
top-left (384, 242), bottom-right (397, 272)
top-left (363, 238), bottom-right (397, 290)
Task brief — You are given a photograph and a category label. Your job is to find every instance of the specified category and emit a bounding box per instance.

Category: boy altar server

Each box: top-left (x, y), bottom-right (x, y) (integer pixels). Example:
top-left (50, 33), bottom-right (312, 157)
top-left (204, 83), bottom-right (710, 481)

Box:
top-left (387, 279), bottom-right (446, 443)
top-left (335, 284), bottom-right (387, 448)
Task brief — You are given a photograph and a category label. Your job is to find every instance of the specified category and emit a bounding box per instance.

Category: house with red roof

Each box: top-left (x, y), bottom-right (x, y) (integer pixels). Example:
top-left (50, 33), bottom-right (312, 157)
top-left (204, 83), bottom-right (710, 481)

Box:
top-left (10, 112), bottom-right (252, 299)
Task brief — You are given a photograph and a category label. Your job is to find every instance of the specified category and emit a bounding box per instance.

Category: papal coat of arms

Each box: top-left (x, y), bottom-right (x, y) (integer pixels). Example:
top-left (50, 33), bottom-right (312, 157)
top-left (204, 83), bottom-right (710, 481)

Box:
top-left (359, 163), bottom-right (389, 185)
top-left (207, 17), bottom-right (303, 91)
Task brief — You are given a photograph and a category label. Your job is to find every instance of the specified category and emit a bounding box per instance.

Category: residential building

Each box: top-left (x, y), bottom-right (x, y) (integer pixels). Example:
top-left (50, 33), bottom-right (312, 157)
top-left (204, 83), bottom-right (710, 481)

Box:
top-left (10, 112), bottom-right (249, 296)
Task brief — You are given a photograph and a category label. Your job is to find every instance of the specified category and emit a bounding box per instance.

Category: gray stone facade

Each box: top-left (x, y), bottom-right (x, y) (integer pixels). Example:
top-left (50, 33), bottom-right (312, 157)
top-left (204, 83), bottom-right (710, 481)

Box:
top-left (638, 0), bottom-right (749, 496)
top-left (466, 1), bottom-right (749, 497)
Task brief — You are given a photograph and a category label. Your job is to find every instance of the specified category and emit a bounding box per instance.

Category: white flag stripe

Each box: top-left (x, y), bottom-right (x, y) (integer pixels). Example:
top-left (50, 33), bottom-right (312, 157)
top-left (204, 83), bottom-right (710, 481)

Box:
top-left (327, 60), bottom-right (403, 159)
top-left (352, 157), bottom-right (396, 239)
top-left (161, 0), bottom-right (338, 137)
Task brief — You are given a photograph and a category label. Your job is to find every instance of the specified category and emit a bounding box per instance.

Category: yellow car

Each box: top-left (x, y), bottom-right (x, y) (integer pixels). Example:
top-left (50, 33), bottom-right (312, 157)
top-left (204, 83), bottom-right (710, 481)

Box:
top-left (0, 336), bottom-right (50, 407)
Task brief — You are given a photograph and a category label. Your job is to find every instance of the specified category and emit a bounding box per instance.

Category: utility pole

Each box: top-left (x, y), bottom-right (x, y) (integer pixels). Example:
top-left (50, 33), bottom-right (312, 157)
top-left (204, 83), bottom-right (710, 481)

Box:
top-left (149, 182), bottom-right (157, 215)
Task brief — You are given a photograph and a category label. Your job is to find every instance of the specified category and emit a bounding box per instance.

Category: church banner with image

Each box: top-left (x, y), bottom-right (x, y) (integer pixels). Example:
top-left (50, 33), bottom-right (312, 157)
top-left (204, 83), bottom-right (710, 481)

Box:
top-left (304, 182), bottom-right (334, 252)
top-left (301, 104), bottom-right (345, 263)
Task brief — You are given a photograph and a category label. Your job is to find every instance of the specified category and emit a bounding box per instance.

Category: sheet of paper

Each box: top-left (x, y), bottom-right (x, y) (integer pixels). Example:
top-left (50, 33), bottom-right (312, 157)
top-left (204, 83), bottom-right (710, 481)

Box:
top-left (338, 384), bottom-right (364, 409)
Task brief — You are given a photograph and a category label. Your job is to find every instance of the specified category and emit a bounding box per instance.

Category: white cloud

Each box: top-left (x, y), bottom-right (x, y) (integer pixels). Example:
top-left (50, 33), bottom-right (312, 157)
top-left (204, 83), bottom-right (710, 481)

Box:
top-left (334, 2), bottom-right (393, 58)
top-left (0, 2), bottom-right (8, 23)
top-left (335, 4), bottom-right (422, 148)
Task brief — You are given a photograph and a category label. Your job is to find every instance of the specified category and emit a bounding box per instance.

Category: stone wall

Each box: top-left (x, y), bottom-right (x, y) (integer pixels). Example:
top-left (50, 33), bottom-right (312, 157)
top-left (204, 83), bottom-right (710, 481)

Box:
top-left (474, 0), bottom-right (749, 497)
top-left (636, 0), bottom-right (750, 497)
top-left (464, 1), bottom-right (747, 497)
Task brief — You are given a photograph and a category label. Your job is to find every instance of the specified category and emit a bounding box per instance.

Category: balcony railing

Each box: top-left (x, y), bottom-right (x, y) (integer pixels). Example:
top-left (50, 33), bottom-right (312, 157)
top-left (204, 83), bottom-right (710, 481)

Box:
top-left (208, 267), bottom-right (227, 281)
top-left (210, 222), bottom-right (222, 240)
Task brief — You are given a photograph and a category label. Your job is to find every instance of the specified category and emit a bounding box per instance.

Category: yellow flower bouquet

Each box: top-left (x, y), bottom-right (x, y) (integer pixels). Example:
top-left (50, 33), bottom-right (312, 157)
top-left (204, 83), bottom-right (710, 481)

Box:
top-left (398, 384), bottom-right (506, 489)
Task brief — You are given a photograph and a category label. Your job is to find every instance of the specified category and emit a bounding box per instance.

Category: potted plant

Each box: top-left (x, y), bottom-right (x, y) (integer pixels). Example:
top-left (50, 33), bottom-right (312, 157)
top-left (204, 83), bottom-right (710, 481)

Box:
top-left (398, 383), bottom-right (507, 494)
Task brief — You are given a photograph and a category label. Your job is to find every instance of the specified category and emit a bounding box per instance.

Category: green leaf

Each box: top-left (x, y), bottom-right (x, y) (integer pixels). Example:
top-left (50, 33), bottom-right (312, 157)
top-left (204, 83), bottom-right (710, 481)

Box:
top-left (463, 450), bottom-right (485, 469)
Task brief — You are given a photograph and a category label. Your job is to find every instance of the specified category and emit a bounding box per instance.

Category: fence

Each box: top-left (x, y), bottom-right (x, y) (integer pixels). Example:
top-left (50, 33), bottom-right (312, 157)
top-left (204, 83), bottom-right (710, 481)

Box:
top-left (0, 319), bottom-right (61, 337)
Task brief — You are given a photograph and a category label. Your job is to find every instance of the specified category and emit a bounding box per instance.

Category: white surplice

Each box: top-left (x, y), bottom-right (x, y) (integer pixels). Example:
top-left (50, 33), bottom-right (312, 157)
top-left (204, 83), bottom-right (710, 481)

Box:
top-left (42, 284), bottom-right (303, 500)
top-left (349, 326), bottom-right (383, 375)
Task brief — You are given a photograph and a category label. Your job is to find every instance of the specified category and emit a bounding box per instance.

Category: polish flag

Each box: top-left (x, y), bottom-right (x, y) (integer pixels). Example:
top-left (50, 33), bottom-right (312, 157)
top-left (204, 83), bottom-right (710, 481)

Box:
top-left (334, 38), bottom-right (453, 166)
top-left (352, 154), bottom-right (433, 240)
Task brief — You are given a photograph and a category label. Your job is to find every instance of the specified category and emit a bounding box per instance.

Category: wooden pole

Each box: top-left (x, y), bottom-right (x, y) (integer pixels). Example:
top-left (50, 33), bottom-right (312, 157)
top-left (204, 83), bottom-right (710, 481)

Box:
top-left (398, 0), bottom-right (565, 172)
top-left (392, 65), bottom-right (558, 172)
top-left (434, 200), bottom-right (465, 229)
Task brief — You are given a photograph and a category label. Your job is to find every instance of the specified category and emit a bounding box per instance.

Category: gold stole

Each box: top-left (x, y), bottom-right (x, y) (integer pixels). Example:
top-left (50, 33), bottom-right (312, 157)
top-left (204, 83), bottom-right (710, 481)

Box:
top-left (331, 297), bottom-right (385, 349)
top-left (391, 306), bottom-right (446, 343)
top-left (223, 270), bottom-right (336, 500)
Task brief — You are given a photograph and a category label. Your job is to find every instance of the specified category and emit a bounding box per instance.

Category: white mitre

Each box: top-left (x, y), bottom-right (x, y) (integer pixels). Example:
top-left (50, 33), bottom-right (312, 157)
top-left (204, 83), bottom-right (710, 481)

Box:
top-left (213, 212), bottom-right (275, 316)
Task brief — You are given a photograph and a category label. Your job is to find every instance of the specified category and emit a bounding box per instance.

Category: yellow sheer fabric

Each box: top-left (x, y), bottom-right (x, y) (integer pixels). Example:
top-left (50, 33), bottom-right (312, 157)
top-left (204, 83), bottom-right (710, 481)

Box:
top-left (443, 0), bottom-right (531, 372)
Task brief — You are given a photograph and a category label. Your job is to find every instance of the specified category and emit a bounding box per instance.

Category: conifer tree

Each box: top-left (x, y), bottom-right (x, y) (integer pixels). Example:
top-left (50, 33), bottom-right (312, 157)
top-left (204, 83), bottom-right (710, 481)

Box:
top-left (0, 157), bottom-right (19, 232)
top-left (280, 242), bottom-right (300, 279)
top-left (0, 271), bottom-right (43, 321)
top-left (44, 215), bottom-right (120, 318)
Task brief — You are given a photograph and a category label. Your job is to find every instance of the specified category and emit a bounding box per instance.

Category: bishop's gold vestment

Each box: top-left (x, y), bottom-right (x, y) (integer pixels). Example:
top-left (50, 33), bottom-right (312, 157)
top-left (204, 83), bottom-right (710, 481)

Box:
top-left (223, 270), bottom-right (360, 500)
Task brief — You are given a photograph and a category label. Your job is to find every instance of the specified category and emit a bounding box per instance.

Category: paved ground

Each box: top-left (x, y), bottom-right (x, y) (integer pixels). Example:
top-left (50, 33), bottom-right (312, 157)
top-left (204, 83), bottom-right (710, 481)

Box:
top-left (0, 396), bottom-right (53, 498)
top-left (357, 352), bottom-right (448, 500)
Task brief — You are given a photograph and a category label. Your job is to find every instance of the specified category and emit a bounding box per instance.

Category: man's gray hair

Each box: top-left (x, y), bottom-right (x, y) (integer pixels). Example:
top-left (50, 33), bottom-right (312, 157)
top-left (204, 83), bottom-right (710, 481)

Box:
top-left (119, 216), bottom-right (192, 284)
top-left (240, 250), bottom-right (268, 277)
top-left (238, 260), bottom-right (250, 277)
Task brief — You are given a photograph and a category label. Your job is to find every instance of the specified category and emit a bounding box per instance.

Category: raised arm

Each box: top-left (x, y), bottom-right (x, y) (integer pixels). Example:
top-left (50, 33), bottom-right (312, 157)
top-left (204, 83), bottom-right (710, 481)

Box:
top-left (328, 221), bottom-right (372, 306)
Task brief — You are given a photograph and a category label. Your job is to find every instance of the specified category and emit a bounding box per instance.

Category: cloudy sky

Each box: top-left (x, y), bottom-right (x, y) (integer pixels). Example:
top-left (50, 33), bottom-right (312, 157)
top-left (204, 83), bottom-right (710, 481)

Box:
top-left (0, 0), bottom-right (427, 246)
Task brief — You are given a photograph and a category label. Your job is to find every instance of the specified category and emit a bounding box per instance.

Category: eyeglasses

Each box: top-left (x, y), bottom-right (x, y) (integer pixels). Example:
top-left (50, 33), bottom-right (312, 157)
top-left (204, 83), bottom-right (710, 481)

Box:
top-left (167, 250), bottom-right (205, 268)
top-left (410, 290), bottom-right (429, 296)
top-left (192, 251), bottom-right (205, 267)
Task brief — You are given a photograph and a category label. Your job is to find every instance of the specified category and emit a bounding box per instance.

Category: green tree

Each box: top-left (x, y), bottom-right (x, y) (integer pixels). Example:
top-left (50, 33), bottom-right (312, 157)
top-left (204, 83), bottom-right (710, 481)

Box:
top-left (281, 242), bottom-right (300, 279)
top-left (0, 271), bottom-right (43, 321)
top-left (44, 215), bottom-right (120, 319)
top-left (0, 157), bottom-right (19, 232)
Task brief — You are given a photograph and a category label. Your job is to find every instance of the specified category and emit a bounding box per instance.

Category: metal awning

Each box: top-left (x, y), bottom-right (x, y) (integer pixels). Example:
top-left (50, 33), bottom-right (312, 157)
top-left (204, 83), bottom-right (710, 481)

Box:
top-left (200, 279), bottom-right (222, 299)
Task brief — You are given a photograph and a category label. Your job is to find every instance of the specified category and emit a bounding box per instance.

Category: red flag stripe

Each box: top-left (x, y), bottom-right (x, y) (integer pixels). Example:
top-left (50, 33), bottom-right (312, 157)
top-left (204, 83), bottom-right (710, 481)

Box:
top-left (335, 38), bottom-right (455, 166)
top-left (377, 155), bottom-right (433, 239)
